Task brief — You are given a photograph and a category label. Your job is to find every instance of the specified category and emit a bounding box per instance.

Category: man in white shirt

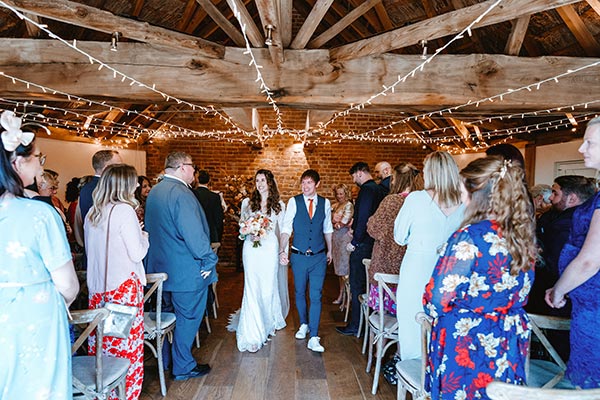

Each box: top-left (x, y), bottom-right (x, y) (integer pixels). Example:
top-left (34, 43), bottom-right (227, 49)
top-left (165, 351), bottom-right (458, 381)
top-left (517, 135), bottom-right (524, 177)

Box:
top-left (280, 169), bottom-right (333, 352)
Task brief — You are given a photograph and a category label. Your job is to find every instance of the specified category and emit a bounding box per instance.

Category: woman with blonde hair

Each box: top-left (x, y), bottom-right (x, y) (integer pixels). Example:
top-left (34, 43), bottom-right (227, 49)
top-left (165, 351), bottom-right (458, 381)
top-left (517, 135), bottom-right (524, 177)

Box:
top-left (331, 183), bottom-right (354, 304)
top-left (423, 155), bottom-right (536, 399)
top-left (85, 163), bottom-right (149, 400)
top-left (394, 151), bottom-right (464, 360)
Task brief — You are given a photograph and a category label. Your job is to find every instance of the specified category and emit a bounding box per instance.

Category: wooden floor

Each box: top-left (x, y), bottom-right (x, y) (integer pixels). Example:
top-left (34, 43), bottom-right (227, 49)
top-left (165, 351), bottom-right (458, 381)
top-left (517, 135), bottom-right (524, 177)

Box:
top-left (140, 266), bottom-right (398, 400)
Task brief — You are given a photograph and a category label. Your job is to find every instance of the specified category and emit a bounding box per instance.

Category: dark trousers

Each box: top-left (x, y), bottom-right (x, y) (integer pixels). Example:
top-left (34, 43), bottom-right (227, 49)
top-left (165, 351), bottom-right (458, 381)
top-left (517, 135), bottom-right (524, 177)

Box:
top-left (291, 252), bottom-right (327, 337)
top-left (348, 244), bottom-right (373, 330)
top-left (161, 289), bottom-right (208, 375)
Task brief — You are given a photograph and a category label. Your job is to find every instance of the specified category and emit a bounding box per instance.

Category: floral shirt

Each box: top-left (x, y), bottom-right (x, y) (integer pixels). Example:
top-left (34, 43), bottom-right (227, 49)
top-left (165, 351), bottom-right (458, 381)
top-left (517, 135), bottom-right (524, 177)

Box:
top-left (423, 220), bottom-right (533, 400)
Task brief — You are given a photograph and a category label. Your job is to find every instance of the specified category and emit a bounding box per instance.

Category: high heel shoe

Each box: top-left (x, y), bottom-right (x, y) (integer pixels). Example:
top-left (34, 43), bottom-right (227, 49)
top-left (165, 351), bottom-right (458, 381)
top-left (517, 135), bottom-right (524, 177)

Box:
top-left (332, 298), bottom-right (342, 305)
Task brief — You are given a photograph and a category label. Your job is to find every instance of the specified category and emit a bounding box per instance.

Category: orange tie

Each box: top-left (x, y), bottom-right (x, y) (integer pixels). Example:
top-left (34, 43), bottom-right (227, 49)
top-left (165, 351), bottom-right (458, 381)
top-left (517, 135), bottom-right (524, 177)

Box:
top-left (308, 198), bottom-right (314, 219)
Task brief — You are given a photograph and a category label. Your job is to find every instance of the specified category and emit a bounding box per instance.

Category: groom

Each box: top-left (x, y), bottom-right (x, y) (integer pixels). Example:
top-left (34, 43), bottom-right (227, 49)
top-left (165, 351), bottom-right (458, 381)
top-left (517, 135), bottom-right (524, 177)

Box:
top-left (280, 169), bottom-right (333, 353)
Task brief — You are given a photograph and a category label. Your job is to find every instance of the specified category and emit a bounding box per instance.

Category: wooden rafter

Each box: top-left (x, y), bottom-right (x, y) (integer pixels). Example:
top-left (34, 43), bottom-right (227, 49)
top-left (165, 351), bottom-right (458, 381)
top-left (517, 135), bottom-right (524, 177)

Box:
top-left (308, 0), bottom-right (381, 49)
top-left (505, 15), bottom-right (531, 55)
top-left (290, 0), bottom-right (334, 49)
top-left (347, 0), bottom-right (382, 32)
top-left (255, 0), bottom-right (284, 64)
top-left (280, 0), bottom-right (293, 47)
top-left (178, 0), bottom-right (198, 31)
top-left (329, 1), bottom-right (372, 39)
top-left (3, 0), bottom-right (224, 58)
top-left (23, 12), bottom-right (40, 37)
top-left (330, 0), bottom-right (584, 62)
top-left (195, 0), bottom-right (245, 47)
top-left (293, 0), bottom-right (357, 44)
top-left (131, 0), bottom-right (144, 18)
top-left (588, 0), bottom-right (600, 16)
top-left (556, 5), bottom-right (600, 56)
top-left (373, 3), bottom-right (393, 31)
top-left (225, 0), bottom-right (264, 48)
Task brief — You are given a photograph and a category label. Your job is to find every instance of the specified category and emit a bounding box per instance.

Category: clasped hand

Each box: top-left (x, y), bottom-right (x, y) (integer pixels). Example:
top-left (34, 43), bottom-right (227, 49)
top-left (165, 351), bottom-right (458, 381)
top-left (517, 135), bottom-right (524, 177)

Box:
top-left (545, 287), bottom-right (567, 309)
top-left (200, 270), bottom-right (212, 279)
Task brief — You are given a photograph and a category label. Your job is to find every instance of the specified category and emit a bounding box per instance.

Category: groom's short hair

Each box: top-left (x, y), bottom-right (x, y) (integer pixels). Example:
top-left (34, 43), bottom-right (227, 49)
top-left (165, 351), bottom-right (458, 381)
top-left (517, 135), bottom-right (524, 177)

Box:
top-left (301, 169), bottom-right (320, 184)
top-left (349, 161), bottom-right (370, 175)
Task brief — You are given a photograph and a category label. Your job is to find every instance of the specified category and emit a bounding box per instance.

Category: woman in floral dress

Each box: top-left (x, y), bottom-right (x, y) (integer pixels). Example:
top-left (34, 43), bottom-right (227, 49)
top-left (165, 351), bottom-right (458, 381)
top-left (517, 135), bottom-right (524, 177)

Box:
top-left (423, 156), bottom-right (537, 399)
top-left (331, 183), bottom-right (353, 304)
top-left (85, 164), bottom-right (149, 400)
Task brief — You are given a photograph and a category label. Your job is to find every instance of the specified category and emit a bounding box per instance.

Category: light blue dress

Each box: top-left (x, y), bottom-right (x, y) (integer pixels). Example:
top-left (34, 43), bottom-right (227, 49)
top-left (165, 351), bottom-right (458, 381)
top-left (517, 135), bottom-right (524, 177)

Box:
top-left (394, 190), bottom-right (464, 360)
top-left (0, 196), bottom-right (72, 400)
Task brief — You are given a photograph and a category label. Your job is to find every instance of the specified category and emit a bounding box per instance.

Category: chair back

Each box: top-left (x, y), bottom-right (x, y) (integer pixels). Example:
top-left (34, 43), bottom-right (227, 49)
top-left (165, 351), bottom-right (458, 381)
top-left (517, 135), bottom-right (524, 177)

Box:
top-left (362, 258), bottom-right (371, 295)
top-left (487, 381), bottom-right (600, 399)
top-left (373, 272), bottom-right (399, 338)
top-left (144, 272), bottom-right (168, 336)
top-left (416, 312), bottom-right (433, 391)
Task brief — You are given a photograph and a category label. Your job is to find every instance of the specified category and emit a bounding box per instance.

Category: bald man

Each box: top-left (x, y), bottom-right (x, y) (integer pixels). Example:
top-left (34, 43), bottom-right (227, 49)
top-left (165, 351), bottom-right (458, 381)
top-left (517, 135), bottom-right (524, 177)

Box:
top-left (374, 161), bottom-right (391, 194)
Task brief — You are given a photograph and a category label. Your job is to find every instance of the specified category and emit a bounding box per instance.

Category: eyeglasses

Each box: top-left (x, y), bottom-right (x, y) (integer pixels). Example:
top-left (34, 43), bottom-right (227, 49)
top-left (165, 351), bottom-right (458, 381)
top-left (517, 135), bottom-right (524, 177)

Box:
top-left (181, 163), bottom-right (195, 169)
top-left (33, 153), bottom-right (46, 166)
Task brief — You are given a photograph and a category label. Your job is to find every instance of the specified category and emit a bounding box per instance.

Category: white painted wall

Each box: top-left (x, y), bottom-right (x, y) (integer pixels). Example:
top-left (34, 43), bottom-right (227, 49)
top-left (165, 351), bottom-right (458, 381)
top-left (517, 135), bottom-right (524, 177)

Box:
top-left (36, 137), bottom-right (146, 203)
top-left (534, 141), bottom-right (586, 185)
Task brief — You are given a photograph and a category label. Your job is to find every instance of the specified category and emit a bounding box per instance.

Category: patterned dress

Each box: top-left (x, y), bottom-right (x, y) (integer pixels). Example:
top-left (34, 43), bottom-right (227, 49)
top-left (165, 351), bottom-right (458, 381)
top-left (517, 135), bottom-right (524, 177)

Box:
top-left (0, 196), bottom-right (73, 400)
top-left (331, 201), bottom-right (353, 276)
top-left (557, 191), bottom-right (600, 388)
top-left (423, 220), bottom-right (533, 400)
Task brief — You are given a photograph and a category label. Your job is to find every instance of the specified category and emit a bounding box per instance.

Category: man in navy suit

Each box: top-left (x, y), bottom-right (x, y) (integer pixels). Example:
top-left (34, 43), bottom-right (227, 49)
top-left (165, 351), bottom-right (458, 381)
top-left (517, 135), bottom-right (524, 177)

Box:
top-left (336, 162), bottom-right (385, 336)
top-left (145, 151), bottom-right (218, 380)
top-left (280, 169), bottom-right (333, 352)
top-left (192, 169), bottom-right (224, 247)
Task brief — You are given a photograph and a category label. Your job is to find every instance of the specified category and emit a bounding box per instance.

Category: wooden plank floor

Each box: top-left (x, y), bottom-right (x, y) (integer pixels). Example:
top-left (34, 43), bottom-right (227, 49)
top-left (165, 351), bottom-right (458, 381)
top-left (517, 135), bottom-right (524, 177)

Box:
top-left (140, 267), bottom-right (397, 400)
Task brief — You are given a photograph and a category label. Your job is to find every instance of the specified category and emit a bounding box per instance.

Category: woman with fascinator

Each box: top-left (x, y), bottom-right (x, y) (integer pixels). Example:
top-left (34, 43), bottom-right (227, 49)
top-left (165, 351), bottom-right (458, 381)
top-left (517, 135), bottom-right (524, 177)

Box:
top-left (0, 110), bottom-right (79, 398)
top-left (227, 169), bottom-right (287, 352)
top-left (422, 156), bottom-right (537, 399)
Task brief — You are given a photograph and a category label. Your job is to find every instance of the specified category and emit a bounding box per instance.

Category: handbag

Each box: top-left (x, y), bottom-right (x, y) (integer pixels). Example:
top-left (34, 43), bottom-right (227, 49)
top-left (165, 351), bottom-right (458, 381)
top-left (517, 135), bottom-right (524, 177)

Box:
top-left (101, 205), bottom-right (137, 339)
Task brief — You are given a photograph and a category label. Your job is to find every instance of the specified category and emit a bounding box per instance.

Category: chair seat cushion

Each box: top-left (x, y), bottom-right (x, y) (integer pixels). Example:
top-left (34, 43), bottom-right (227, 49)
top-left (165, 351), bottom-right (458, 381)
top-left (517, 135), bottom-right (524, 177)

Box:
top-left (396, 358), bottom-right (422, 391)
top-left (72, 355), bottom-right (130, 390)
top-left (529, 360), bottom-right (576, 389)
top-left (368, 312), bottom-right (397, 331)
top-left (144, 312), bottom-right (176, 333)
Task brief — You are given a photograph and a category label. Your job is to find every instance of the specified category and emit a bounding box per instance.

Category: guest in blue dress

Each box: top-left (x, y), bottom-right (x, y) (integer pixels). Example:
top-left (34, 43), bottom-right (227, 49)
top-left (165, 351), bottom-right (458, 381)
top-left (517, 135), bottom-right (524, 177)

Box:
top-left (0, 110), bottom-right (79, 399)
top-left (546, 117), bottom-right (600, 389)
top-left (423, 155), bottom-right (537, 399)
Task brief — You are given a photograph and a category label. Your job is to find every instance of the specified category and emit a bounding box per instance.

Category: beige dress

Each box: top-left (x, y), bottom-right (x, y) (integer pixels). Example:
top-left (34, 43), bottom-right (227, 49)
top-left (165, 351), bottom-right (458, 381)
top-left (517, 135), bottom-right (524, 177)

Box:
top-left (331, 201), bottom-right (354, 276)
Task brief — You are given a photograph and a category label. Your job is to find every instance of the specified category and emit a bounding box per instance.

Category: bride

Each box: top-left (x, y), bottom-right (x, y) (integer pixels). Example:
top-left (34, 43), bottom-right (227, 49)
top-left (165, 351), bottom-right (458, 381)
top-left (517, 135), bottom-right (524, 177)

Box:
top-left (227, 169), bottom-right (286, 352)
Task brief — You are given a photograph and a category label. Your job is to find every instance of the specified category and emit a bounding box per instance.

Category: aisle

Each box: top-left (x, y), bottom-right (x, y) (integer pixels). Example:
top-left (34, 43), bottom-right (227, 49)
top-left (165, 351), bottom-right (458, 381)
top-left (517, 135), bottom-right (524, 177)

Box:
top-left (140, 267), bottom-right (397, 400)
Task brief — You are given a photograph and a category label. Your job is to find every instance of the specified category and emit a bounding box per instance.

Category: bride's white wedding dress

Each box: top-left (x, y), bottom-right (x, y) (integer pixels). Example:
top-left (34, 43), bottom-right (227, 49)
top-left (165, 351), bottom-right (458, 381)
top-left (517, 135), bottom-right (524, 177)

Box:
top-left (227, 198), bottom-right (287, 352)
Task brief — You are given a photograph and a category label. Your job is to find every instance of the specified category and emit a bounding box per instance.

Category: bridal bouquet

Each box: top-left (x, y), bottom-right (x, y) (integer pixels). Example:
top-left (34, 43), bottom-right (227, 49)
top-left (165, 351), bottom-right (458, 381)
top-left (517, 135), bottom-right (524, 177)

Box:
top-left (239, 213), bottom-right (272, 247)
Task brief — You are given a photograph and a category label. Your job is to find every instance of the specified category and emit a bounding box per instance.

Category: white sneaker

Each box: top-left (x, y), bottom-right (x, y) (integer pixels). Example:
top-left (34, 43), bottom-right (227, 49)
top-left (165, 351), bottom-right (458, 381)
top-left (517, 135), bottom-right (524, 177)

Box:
top-left (295, 324), bottom-right (309, 339)
top-left (307, 336), bottom-right (325, 353)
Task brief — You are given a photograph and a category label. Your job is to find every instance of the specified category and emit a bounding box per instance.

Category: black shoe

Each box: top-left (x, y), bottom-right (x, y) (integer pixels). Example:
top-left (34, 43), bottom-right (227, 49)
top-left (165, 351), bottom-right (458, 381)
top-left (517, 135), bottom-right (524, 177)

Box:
top-left (335, 325), bottom-right (358, 336)
top-left (172, 363), bottom-right (211, 381)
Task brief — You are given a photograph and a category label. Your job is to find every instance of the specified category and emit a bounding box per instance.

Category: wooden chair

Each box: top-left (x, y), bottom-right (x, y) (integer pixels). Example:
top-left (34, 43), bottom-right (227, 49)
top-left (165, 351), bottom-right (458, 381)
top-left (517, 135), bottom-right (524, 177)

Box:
top-left (358, 258), bottom-right (371, 353)
top-left (144, 273), bottom-right (176, 396)
top-left (487, 381), bottom-right (600, 399)
top-left (527, 313), bottom-right (575, 389)
top-left (396, 312), bottom-right (433, 400)
top-left (367, 272), bottom-right (400, 394)
top-left (342, 274), bottom-right (351, 322)
top-left (209, 242), bottom-right (221, 319)
top-left (71, 308), bottom-right (130, 400)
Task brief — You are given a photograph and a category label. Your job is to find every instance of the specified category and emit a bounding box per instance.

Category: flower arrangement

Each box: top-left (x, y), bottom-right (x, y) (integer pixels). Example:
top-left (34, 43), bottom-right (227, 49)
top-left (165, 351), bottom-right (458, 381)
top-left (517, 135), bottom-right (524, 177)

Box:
top-left (239, 213), bottom-right (272, 247)
top-left (223, 174), bottom-right (254, 222)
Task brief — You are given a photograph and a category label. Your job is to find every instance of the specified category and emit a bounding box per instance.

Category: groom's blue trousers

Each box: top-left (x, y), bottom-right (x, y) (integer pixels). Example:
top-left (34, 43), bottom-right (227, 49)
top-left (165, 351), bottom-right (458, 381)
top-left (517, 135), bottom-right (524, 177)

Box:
top-left (290, 251), bottom-right (327, 337)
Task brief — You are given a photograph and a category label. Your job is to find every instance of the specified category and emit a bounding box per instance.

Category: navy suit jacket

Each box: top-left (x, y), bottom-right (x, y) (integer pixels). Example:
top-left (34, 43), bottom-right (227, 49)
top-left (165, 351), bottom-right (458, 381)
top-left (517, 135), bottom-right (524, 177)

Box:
top-left (351, 179), bottom-right (386, 247)
top-left (145, 176), bottom-right (218, 292)
top-left (79, 175), bottom-right (99, 221)
top-left (192, 186), bottom-right (224, 243)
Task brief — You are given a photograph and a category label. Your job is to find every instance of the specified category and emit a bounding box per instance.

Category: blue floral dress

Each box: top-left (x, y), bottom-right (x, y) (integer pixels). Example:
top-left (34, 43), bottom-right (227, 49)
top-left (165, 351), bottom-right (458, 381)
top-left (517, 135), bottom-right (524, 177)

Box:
top-left (558, 191), bottom-right (600, 388)
top-left (423, 220), bottom-right (533, 400)
top-left (0, 196), bottom-right (73, 400)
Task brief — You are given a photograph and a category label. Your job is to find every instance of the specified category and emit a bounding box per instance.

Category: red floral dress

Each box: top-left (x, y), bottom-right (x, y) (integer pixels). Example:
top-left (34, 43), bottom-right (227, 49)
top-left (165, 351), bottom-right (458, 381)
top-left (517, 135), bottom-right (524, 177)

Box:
top-left (89, 274), bottom-right (144, 400)
top-left (423, 220), bottom-right (533, 399)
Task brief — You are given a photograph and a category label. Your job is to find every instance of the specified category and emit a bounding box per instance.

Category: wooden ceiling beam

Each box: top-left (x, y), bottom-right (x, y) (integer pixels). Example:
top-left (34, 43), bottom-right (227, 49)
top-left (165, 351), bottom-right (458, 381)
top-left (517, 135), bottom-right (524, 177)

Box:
top-left (556, 4), bottom-right (600, 56)
top-left (587, 0), bottom-right (600, 16)
top-left (195, 0), bottom-right (245, 47)
top-left (290, 0), bottom-right (334, 49)
top-left (3, 40), bottom-right (600, 113)
top-left (373, 3), bottom-right (393, 31)
top-left (280, 0), bottom-right (292, 47)
top-left (293, 0), bottom-right (356, 44)
top-left (308, 0), bottom-right (380, 49)
top-left (330, 0), bottom-right (583, 62)
top-left (347, 0), bottom-right (382, 32)
top-left (329, 1), bottom-right (372, 39)
top-left (255, 0), bottom-right (284, 64)
top-left (225, 0), bottom-right (264, 48)
top-left (2, 0), bottom-right (224, 58)
top-left (131, 0), bottom-right (145, 17)
top-left (505, 15), bottom-right (531, 55)
top-left (23, 13), bottom-right (41, 37)
top-left (178, 0), bottom-right (198, 31)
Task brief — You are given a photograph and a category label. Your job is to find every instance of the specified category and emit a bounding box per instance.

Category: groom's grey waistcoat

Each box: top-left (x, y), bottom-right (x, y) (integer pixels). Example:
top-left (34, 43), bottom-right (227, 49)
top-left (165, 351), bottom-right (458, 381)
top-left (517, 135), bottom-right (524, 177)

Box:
top-left (292, 194), bottom-right (326, 253)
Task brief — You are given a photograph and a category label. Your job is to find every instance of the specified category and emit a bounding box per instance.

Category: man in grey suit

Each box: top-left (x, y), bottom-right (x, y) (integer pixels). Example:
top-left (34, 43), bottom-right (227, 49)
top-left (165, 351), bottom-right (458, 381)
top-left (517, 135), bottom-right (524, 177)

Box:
top-left (145, 151), bottom-right (218, 381)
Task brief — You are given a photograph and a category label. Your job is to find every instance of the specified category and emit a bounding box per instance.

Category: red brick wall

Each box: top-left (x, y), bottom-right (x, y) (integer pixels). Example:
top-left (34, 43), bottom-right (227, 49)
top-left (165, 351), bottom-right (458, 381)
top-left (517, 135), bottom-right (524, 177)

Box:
top-left (144, 136), bottom-right (429, 266)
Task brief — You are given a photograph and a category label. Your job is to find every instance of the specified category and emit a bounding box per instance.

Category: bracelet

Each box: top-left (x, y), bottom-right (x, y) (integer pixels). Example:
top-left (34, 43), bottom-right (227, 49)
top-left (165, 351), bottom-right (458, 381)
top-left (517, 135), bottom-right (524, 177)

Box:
top-left (279, 250), bottom-right (286, 254)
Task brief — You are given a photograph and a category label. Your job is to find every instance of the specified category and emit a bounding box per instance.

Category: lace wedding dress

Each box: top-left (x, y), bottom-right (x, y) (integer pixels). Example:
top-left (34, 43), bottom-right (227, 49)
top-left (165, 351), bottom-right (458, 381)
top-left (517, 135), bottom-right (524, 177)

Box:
top-left (227, 198), bottom-right (287, 352)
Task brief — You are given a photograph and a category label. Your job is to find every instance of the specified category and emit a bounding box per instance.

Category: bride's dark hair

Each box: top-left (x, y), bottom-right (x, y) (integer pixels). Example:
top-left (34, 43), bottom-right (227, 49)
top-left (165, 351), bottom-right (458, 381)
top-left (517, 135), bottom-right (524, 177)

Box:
top-left (249, 169), bottom-right (282, 214)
